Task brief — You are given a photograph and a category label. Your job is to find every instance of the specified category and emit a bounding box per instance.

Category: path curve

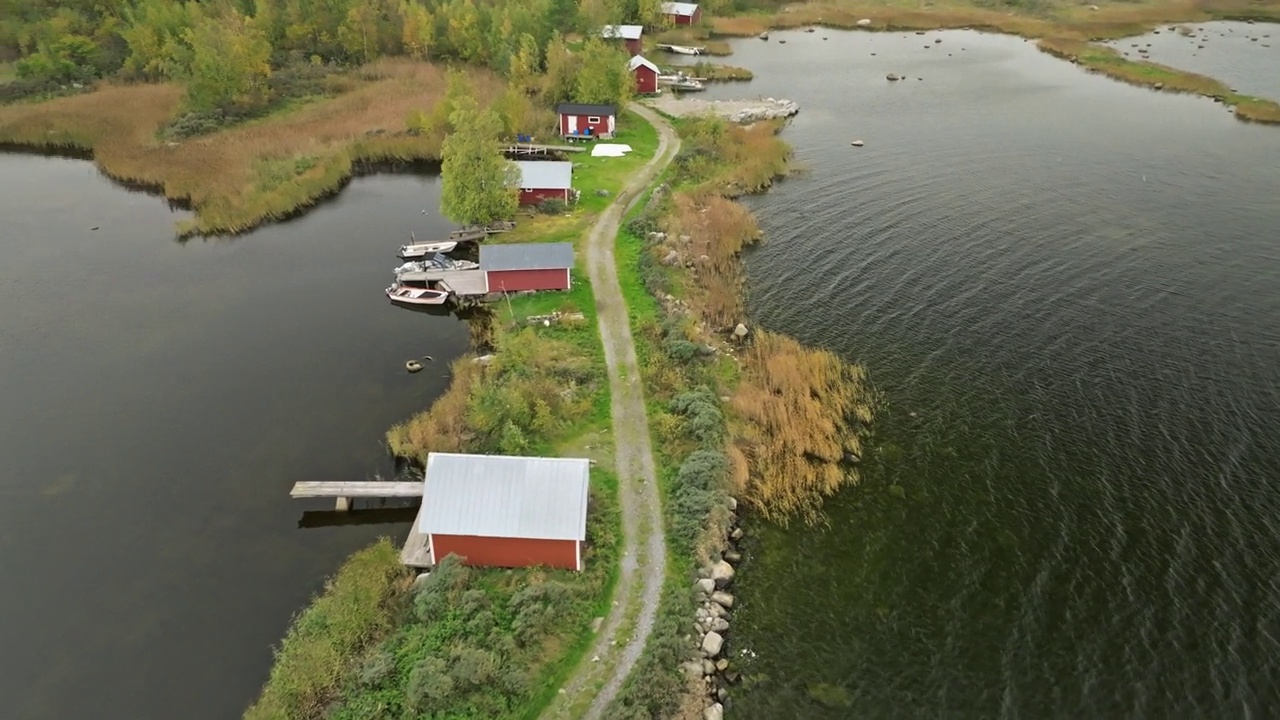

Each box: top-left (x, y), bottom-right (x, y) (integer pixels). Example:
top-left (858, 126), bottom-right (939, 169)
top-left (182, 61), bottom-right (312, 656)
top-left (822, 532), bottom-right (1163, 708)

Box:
top-left (541, 104), bottom-right (680, 719)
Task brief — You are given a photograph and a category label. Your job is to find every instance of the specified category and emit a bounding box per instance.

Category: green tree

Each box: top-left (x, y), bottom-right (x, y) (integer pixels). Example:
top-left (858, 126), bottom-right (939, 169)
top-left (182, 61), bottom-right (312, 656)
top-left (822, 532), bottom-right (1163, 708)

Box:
top-left (398, 0), bottom-right (435, 59)
top-left (541, 31), bottom-right (576, 106)
top-left (182, 10), bottom-right (272, 112)
top-left (440, 94), bottom-right (519, 226)
top-left (507, 32), bottom-right (540, 94)
top-left (573, 37), bottom-right (632, 107)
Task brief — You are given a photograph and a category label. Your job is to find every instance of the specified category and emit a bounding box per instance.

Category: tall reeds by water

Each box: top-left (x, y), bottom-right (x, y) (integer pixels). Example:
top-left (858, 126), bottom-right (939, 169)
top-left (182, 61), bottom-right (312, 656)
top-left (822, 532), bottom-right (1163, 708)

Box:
top-left (0, 61), bottom-right (505, 235)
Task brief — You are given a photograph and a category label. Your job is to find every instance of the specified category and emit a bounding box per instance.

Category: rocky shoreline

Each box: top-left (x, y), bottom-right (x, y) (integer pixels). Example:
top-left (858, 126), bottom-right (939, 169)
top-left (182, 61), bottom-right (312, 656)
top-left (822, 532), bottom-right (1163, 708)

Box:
top-left (684, 496), bottom-right (746, 720)
top-left (645, 96), bottom-right (800, 124)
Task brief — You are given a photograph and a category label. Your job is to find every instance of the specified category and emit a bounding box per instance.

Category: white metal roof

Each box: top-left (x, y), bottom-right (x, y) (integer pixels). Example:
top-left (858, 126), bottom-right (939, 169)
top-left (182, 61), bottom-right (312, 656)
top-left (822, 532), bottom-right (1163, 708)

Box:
top-left (481, 242), bottom-right (575, 271)
top-left (513, 160), bottom-right (573, 190)
top-left (628, 55), bottom-right (659, 73)
top-left (419, 453), bottom-right (590, 541)
top-left (601, 24), bottom-right (644, 40)
top-left (662, 2), bottom-right (699, 16)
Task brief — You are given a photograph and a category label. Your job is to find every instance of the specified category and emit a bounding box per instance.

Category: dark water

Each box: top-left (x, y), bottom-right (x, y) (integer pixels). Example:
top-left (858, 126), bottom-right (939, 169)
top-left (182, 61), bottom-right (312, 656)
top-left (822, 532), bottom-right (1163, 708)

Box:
top-left (712, 30), bottom-right (1280, 717)
top-left (1105, 21), bottom-right (1280, 101)
top-left (0, 156), bottom-right (467, 719)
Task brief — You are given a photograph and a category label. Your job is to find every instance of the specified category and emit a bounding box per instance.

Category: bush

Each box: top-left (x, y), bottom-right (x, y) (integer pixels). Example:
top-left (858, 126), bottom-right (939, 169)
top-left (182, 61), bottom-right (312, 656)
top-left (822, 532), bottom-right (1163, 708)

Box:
top-left (407, 656), bottom-right (455, 708)
top-left (537, 197), bottom-right (568, 214)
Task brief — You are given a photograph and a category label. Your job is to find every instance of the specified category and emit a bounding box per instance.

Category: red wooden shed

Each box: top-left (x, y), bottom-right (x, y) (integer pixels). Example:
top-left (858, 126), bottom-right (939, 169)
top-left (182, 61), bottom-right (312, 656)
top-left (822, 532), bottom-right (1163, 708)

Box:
top-left (629, 55), bottom-right (660, 95)
top-left (480, 242), bottom-right (575, 293)
top-left (601, 24), bottom-right (644, 56)
top-left (661, 2), bottom-right (702, 25)
top-left (512, 160), bottom-right (573, 206)
top-left (555, 103), bottom-right (618, 140)
top-left (420, 452), bottom-right (590, 571)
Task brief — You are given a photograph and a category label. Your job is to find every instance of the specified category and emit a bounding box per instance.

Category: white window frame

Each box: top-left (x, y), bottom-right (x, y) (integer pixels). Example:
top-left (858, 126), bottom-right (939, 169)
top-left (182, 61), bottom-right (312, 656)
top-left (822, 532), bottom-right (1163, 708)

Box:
top-left (587, 116), bottom-right (601, 124)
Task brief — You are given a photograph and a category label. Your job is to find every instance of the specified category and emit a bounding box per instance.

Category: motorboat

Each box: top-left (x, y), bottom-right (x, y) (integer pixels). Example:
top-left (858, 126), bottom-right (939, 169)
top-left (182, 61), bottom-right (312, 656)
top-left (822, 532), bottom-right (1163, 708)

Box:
top-left (386, 283), bottom-right (449, 306)
top-left (398, 239), bottom-right (458, 259)
top-left (395, 253), bottom-right (479, 276)
top-left (657, 43), bottom-right (704, 55)
top-left (658, 72), bottom-right (705, 91)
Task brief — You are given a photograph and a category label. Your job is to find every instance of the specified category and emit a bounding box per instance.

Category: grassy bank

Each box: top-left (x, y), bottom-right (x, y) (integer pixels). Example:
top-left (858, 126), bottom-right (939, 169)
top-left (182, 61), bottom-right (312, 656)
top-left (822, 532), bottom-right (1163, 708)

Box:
top-left (674, 61), bottom-right (754, 82)
top-left (0, 60), bottom-right (505, 235)
top-left (603, 112), bottom-right (875, 718)
top-left (246, 113), bottom-right (663, 720)
top-left (1038, 37), bottom-right (1280, 122)
top-left (710, 0), bottom-right (1280, 124)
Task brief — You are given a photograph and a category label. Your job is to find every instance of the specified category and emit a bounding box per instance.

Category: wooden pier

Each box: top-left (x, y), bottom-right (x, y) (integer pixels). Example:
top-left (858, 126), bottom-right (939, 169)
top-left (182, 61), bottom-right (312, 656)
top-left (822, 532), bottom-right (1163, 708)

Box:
top-left (289, 480), bottom-right (433, 566)
top-left (290, 480), bottom-right (422, 511)
top-left (501, 142), bottom-right (585, 156)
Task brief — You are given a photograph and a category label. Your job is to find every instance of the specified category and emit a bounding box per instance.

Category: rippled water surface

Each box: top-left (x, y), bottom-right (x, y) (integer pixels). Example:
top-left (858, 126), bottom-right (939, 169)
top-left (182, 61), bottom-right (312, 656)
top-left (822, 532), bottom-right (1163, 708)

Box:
top-left (710, 29), bottom-right (1280, 718)
top-left (0, 157), bottom-right (464, 719)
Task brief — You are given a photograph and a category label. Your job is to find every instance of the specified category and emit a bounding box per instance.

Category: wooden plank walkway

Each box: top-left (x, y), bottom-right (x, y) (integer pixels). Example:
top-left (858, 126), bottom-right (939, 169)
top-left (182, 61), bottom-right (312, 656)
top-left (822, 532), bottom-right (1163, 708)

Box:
top-left (289, 481), bottom-right (423, 498)
top-left (400, 503), bottom-right (433, 568)
top-left (502, 142), bottom-right (586, 155)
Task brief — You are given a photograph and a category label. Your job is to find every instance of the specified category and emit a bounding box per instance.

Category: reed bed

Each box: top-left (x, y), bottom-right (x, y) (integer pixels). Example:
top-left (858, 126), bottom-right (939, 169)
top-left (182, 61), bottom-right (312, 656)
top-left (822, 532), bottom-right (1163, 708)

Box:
top-left (685, 61), bottom-right (754, 82)
top-left (729, 331), bottom-right (874, 525)
top-left (663, 192), bottom-right (760, 329)
top-left (0, 60), bottom-right (504, 235)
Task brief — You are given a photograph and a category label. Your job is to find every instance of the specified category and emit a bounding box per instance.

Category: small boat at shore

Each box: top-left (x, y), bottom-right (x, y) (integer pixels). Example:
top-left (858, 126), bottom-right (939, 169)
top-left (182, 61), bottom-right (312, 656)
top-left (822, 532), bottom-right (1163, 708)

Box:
top-left (398, 239), bottom-right (458, 259)
top-left (386, 283), bottom-right (449, 306)
top-left (395, 254), bottom-right (480, 277)
top-left (658, 72), bottom-right (705, 91)
top-left (657, 43), bottom-right (704, 56)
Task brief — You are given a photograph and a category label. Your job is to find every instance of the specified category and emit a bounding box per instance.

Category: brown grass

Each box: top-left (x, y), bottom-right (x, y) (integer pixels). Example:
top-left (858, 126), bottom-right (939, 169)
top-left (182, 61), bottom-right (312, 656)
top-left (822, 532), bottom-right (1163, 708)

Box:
top-left (0, 60), bottom-right (504, 235)
top-left (729, 331), bottom-right (874, 525)
top-left (712, 0), bottom-right (1280, 41)
top-left (663, 192), bottom-right (761, 328)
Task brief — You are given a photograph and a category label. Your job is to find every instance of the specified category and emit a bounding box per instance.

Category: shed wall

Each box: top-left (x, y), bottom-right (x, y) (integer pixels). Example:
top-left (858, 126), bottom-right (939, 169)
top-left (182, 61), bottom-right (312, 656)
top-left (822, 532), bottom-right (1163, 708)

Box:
top-left (559, 113), bottom-right (616, 138)
top-left (634, 66), bottom-right (658, 94)
top-left (432, 534), bottom-right (579, 570)
top-left (486, 268), bottom-right (571, 292)
top-left (518, 187), bottom-right (570, 206)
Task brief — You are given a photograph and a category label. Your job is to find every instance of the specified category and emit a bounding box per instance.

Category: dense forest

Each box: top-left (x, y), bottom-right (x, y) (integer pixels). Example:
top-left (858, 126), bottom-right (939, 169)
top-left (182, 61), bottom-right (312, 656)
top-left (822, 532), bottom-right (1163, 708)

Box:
top-left (0, 0), bottom-right (760, 112)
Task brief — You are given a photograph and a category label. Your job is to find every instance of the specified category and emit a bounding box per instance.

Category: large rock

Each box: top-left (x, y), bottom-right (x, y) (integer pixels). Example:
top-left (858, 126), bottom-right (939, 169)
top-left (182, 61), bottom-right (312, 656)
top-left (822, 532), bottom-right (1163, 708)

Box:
top-left (683, 661), bottom-right (706, 679)
top-left (702, 630), bottom-right (725, 657)
top-left (856, 18), bottom-right (872, 26)
top-left (733, 323), bottom-right (749, 338)
top-left (709, 617), bottom-right (730, 633)
top-left (711, 591), bottom-right (736, 609)
top-left (696, 578), bottom-right (716, 595)
top-left (704, 703), bottom-right (724, 720)
top-left (710, 560), bottom-right (736, 587)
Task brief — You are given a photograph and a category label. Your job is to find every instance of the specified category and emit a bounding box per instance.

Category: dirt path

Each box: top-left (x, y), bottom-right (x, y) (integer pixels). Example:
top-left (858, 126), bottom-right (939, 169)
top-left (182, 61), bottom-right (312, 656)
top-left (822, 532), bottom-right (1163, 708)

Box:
top-left (540, 104), bottom-right (680, 720)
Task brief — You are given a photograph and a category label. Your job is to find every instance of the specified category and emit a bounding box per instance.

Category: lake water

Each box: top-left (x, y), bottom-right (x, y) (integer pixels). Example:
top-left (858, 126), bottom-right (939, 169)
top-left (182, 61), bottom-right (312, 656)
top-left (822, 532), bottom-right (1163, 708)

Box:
top-left (0, 156), bottom-right (467, 719)
top-left (708, 29), bottom-right (1280, 717)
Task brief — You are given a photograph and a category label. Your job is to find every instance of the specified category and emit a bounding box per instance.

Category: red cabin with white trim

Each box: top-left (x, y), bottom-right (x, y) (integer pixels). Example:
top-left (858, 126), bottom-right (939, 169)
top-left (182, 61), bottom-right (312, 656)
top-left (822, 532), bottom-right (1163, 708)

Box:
top-left (661, 2), bottom-right (702, 25)
top-left (601, 24), bottom-right (644, 56)
top-left (555, 103), bottom-right (617, 140)
top-left (629, 55), bottom-right (659, 95)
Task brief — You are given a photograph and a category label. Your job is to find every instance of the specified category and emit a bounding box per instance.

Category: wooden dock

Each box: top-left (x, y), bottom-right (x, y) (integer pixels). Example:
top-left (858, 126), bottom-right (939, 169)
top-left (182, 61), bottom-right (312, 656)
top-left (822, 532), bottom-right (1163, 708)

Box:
top-left (501, 142), bottom-right (585, 155)
top-left (436, 269), bottom-right (489, 297)
top-left (289, 480), bottom-right (433, 567)
top-left (400, 503), bottom-right (432, 568)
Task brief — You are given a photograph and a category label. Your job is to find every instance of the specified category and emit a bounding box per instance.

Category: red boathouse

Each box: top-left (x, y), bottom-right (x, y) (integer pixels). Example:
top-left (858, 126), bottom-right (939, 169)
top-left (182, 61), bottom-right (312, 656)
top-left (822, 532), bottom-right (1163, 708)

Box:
top-left (629, 55), bottom-right (660, 95)
top-left (555, 103), bottom-right (617, 140)
top-left (512, 160), bottom-right (573, 206)
top-left (601, 24), bottom-right (644, 56)
top-left (480, 242), bottom-right (575, 293)
top-left (419, 453), bottom-right (590, 571)
top-left (661, 2), bottom-right (702, 25)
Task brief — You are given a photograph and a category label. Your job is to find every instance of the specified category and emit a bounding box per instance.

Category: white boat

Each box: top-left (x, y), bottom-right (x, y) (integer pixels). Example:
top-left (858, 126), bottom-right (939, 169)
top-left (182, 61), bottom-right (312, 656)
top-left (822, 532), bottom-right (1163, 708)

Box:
top-left (398, 239), bottom-right (458, 259)
top-left (386, 283), bottom-right (449, 306)
top-left (395, 254), bottom-right (479, 276)
top-left (657, 43), bottom-right (704, 55)
top-left (658, 72), bottom-right (705, 91)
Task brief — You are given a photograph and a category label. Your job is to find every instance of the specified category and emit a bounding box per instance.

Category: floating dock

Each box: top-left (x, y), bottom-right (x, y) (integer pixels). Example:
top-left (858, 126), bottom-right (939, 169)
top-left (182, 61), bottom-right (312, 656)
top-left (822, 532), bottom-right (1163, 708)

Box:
top-left (501, 142), bottom-right (586, 156)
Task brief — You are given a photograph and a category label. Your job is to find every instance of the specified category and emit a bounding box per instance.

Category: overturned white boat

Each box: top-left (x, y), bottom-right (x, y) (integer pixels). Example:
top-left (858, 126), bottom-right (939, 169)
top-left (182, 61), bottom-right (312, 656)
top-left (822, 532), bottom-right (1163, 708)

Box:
top-left (657, 43), bottom-right (704, 55)
top-left (386, 283), bottom-right (449, 306)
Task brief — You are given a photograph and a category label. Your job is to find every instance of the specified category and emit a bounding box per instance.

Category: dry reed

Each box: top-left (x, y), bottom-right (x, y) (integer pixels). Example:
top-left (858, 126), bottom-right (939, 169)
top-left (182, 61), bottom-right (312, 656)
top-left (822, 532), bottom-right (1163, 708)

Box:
top-left (0, 60), bottom-right (505, 235)
top-left (729, 331), bottom-right (874, 525)
top-left (663, 192), bottom-right (760, 328)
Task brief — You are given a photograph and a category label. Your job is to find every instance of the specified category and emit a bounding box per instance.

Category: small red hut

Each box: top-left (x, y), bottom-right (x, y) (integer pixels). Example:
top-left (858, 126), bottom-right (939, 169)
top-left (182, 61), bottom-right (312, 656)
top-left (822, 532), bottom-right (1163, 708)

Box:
top-left (555, 103), bottom-right (617, 140)
top-left (629, 55), bottom-right (660, 95)
top-left (512, 160), bottom-right (573, 206)
top-left (481, 242), bottom-right (575, 293)
top-left (661, 2), bottom-right (702, 25)
top-left (419, 452), bottom-right (590, 571)
top-left (601, 24), bottom-right (644, 56)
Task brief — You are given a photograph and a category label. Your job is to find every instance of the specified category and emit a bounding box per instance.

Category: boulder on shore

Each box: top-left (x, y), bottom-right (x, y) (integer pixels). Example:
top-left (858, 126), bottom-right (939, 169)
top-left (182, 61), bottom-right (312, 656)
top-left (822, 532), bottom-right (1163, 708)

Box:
top-left (711, 591), bottom-right (736, 609)
top-left (856, 18), bottom-right (872, 26)
top-left (710, 560), bottom-right (736, 587)
top-left (704, 703), bottom-right (724, 720)
top-left (887, 73), bottom-right (901, 81)
top-left (702, 630), bottom-right (725, 657)
top-left (696, 577), bottom-right (716, 595)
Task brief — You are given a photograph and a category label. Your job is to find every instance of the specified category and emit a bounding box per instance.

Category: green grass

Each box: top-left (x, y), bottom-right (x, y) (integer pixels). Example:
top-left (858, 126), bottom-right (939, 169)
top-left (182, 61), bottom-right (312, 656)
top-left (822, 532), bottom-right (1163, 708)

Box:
top-left (0, 62), bottom-right (16, 84)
